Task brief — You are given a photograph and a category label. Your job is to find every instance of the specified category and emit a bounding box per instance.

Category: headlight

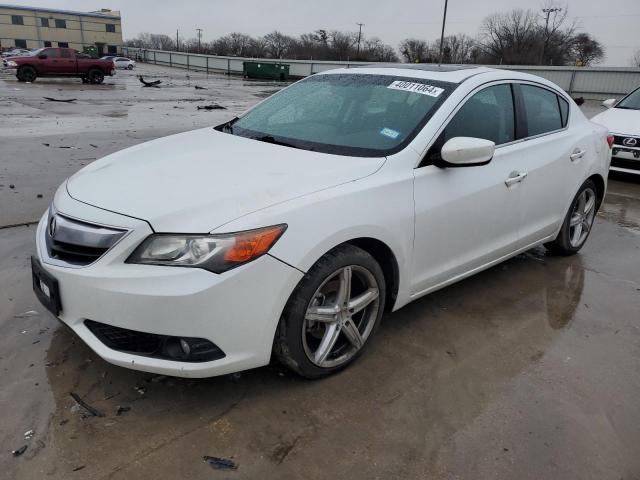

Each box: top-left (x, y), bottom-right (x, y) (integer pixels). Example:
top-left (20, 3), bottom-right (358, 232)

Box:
top-left (126, 224), bottom-right (287, 273)
top-left (6, 60), bottom-right (18, 67)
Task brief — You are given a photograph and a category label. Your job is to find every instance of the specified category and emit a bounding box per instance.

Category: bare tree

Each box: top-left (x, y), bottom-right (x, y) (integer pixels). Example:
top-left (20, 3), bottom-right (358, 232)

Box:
top-left (399, 38), bottom-right (430, 63)
top-left (328, 31), bottom-right (357, 60)
top-left (264, 31), bottom-right (295, 59)
top-left (433, 34), bottom-right (476, 63)
top-left (571, 33), bottom-right (604, 66)
top-left (480, 9), bottom-right (541, 65)
top-left (632, 50), bottom-right (640, 68)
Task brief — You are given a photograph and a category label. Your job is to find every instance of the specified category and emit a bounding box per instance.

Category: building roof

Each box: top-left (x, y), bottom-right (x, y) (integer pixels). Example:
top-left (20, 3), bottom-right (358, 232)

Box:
top-left (0, 4), bottom-right (121, 19)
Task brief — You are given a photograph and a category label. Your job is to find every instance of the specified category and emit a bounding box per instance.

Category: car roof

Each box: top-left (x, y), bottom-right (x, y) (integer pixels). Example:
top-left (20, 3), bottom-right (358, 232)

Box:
top-left (320, 64), bottom-right (564, 89)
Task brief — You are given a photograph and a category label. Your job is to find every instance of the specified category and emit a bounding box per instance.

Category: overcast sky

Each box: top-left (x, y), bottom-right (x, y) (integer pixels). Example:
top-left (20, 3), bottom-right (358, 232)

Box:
top-left (11, 0), bottom-right (640, 65)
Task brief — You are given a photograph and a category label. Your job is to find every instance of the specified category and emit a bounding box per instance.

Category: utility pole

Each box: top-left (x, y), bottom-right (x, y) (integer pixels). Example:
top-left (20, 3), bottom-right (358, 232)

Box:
top-left (356, 23), bottom-right (364, 59)
top-left (196, 28), bottom-right (202, 54)
top-left (438, 0), bottom-right (449, 65)
top-left (540, 7), bottom-right (562, 64)
top-left (176, 29), bottom-right (179, 52)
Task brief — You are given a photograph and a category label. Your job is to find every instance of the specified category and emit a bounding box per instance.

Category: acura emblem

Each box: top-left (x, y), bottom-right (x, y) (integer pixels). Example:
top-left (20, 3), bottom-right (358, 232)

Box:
top-left (48, 215), bottom-right (57, 237)
top-left (623, 137), bottom-right (638, 147)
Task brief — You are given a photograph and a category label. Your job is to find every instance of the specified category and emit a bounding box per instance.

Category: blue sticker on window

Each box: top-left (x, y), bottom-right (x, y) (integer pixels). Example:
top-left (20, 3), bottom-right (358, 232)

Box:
top-left (380, 127), bottom-right (400, 139)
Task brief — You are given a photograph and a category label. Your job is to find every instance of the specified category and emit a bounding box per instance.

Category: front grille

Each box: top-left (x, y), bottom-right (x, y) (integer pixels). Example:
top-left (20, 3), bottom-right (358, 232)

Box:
top-left (84, 320), bottom-right (226, 362)
top-left (45, 211), bottom-right (127, 267)
top-left (611, 157), bottom-right (640, 171)
top-left (613, 135), bottom-right (640, 148)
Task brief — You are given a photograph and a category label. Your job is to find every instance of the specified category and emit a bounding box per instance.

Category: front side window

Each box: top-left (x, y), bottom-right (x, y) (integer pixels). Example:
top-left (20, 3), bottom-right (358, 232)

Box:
top-left (41, 48), bottom-right (60, 58)
top-left (225, 74), bottom-right (455, 157)
top-left (55, 19), bottom-right (66, 28)
top-left (521, 85), bottom-right (563, 136)
top-left (616, 87), bottom-right (640, 110)
top-left (60, 49), bottom-right (71, 58)
top-left (11, 15), bottom-right (24, 25)
top-left (441, 84), bottom-right (515, 146)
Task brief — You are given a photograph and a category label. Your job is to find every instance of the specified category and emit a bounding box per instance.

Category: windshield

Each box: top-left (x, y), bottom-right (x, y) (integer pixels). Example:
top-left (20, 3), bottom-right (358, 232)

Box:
top-left (616, 87), bottom-right (640, 110)
top-left (224, 73), bottom-right (455, 156)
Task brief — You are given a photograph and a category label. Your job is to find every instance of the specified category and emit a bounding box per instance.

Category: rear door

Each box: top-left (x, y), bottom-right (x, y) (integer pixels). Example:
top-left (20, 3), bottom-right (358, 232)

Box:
top-left (511, 83), bottom-right (589, 245)
top-left (58, 48), bottom-right (76, 74)
top-left (411, 82), bottom-right (524, 294)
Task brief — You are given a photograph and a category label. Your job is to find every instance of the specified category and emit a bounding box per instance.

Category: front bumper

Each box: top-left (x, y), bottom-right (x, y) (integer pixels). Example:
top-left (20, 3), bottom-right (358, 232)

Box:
top-left (611, 145), bottom-right (640, 174)
top-left (34, 197), bottom-right (302, 378)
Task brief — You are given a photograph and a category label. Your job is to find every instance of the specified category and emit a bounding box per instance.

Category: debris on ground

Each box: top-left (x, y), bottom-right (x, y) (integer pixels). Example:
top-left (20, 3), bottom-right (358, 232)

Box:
top-left (573, 96), bottom-right (585, 106)
top-left (14, 310), bottom-right (38, 318)
top-left (72, 465), bottom-right (86, 472)
top-left (12, 445), bottom-right (27, 457)
top-left (150, 375), bottom-right (167, 383)
top-left (138, 76), bottom-right (162, 88)
top-left (134, 385), bottom-right (146, 395)
top-left (197, 104), bottom-right (226, 111)
top-left (9, 184), bottom-right (15, 189)
top-left (43, 97), bottom-right (77, 103)
top-left (69, 392), bottom-right (104, 417)
top-left (203, 456), bottom-right (238, 470)
top-left (36, 194), bottom-right (43, 198)
top-left (42, 143), bottom-right (78, 149)
top-left (24, 429), bottom-right (34, 439)
top-left (115, 406), bottom-right (131, 416)
top-left (194, 85), bottom-right (207, 90)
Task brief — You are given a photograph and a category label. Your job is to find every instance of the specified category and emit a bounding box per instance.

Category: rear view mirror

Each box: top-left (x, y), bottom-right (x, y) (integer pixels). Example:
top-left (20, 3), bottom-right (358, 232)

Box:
top-left (602, 98), bottom-right (616, 109)
top-left (440, 137), bottom-right (495, 167)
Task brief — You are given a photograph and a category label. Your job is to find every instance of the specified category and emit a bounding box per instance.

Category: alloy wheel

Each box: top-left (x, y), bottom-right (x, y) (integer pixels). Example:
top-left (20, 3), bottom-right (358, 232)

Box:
top-left (302, 265), bottom-right (380, 368)
top-left (569, 187), bottom-right (596, 247)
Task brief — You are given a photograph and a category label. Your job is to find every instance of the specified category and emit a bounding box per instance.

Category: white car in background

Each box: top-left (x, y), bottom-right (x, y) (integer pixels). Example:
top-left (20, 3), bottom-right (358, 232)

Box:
top-left (591, 86), bottom-right (640, 174)
top-left (32, 65), bottom-right (611, 379)
top-left (113, 57), bottom-right (135, 70)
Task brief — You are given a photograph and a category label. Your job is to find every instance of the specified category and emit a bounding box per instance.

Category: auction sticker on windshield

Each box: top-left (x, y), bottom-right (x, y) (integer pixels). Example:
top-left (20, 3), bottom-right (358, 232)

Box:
top-left (388, 81), bottom-right (444, 97)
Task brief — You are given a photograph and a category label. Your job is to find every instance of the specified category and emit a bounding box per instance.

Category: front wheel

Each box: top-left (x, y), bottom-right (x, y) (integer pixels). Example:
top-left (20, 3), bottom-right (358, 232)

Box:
top-left (88, 68), bottom-right (104, 84)
top-left (274, 244), bottom-right (386, 379)
top-left (545, 179), bottom-right (598, 255)
top-left (17, 65), bottom-right (37, 82)
top-left (127, 64), bottom-right (134, 70)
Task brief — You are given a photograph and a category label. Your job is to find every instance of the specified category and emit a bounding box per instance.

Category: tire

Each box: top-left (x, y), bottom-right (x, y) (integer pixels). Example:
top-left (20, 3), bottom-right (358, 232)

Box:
top-left (17, 65), bottom-right (36, 83)
top-left (88, 68), bottom-right (104, 84)
top-left (274, 244), bottom-right (386, 379)
top-left (127, 64), bottom-right (134, 70)
top-left (544, 179), bottom-right (599, 255)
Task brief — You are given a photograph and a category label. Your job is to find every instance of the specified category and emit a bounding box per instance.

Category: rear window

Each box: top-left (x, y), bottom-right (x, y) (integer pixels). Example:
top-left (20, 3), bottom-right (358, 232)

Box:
top-left (225, 74), bottom-right (456, 157)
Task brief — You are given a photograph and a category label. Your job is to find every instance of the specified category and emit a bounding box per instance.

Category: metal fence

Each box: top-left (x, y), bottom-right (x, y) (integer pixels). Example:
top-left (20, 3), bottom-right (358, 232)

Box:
top-left (122, 47), bottom-right (640, 99)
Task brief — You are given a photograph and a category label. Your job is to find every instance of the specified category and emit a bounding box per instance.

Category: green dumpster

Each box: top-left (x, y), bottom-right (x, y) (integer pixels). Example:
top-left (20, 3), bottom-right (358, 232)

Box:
top-left (243, 61), bottom-right (290, 81)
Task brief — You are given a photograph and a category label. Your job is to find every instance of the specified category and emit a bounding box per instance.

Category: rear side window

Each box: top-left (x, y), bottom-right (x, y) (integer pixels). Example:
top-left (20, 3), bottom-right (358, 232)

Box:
top-left (558, 96), bottom-right (569, 127)
top-left (521, 85), bottom-right (563, 136)
top-left (60, 49), bottom-right (71, 58)
top-left (442, 84), bottom-right (515, 145)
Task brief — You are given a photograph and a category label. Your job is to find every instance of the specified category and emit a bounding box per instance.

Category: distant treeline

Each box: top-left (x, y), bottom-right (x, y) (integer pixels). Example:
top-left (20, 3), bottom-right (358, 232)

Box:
top-left (125, 4), bottom-right (606, 66)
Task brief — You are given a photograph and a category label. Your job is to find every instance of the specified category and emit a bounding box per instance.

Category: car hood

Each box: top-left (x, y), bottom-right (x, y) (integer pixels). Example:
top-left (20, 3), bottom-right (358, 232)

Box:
top-left (591, 108), bottom-right (640, 135)
top-left (67, 128), bottom-right (385, 232)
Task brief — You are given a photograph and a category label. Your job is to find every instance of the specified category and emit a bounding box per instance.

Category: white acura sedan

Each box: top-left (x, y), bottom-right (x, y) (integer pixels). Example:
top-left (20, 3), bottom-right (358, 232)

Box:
top-left (32, 65), bottom-right (611, 379)
top-left (592, 85), bottom-right (640, 174)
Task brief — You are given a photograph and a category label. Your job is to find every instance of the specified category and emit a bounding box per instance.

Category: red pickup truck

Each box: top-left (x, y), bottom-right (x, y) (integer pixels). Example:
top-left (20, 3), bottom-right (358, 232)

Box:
top-left (4, 47), bottom-right (115, 84)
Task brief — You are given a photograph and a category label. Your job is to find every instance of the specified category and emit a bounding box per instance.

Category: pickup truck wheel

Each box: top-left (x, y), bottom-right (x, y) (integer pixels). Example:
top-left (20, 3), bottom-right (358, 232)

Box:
top-left (88, 69), bottom-right (104, 84)
top-left (17, 66), bottom-right (36, 83)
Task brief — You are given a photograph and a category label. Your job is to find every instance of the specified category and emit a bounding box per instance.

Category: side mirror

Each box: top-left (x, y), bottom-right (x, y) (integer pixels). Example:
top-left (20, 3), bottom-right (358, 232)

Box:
top-left (38, 54), bottom-right (47, 59)
top-left (602, 98), bottom-right (616, 109)
top-left (440, 137), bottom-right (495, 167)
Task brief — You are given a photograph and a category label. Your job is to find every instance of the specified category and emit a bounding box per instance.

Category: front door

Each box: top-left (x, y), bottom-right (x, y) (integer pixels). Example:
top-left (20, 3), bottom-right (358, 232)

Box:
top-left (411, 83), bottom-right (524, 295)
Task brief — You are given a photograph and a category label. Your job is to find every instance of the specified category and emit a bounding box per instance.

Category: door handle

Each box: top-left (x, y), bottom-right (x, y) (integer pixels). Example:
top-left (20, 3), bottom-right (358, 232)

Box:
top-left (570, 148), bottom-right (586, 162)
top-left (505, 171), bottom-right (527, 187)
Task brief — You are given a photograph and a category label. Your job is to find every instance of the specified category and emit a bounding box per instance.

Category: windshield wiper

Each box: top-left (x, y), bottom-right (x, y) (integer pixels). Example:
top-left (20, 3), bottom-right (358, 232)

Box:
top-left (615, 106), bottom-right (638, 110)
top-left (253, 135), bottom-right (304, 150)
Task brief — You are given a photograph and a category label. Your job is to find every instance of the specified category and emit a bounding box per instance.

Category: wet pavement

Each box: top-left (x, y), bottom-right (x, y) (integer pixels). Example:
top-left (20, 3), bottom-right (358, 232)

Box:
top-left (1, 64), bottom-right (640, 480)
